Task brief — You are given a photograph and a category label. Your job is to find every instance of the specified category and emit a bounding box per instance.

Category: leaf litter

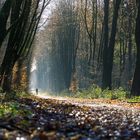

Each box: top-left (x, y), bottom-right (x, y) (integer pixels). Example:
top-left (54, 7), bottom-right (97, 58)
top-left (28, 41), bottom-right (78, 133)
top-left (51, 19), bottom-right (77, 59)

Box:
top-left (0, 95), bottom-right (140, 140)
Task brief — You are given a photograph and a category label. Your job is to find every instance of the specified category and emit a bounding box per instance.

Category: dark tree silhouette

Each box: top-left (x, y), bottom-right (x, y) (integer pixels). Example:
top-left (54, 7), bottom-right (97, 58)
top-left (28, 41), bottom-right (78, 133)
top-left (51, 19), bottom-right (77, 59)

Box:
top-left (0, 0), bottom-right (51, 92)
top-left (102, 0), bottom-right (121, 89)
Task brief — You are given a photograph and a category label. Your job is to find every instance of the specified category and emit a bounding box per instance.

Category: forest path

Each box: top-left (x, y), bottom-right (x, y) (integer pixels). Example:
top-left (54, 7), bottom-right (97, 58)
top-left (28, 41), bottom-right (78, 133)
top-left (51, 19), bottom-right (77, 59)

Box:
top-left (37, 93), bottom-right (140, 111)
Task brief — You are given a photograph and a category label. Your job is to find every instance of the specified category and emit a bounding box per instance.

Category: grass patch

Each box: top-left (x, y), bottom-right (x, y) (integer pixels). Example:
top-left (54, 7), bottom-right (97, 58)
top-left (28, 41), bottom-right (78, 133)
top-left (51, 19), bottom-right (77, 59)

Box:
top-left (0, 100), bottom-right (32, 118)
top-left (0, 102), bottom-right (21, 117)
top-left (127, 96), bottom-right (140, 103)
top-left (0, 90), bottom-right (32, 118)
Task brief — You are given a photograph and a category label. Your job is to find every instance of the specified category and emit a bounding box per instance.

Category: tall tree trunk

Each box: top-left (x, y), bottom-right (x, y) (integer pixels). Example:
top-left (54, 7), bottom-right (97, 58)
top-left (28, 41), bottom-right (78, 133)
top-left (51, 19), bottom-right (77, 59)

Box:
top-left (102, 0), bottom-right (121, 89)
top-left (102, 0), bottom-right (109, 89)
top-left (128, 2), bottom-right (133, 81)
top-left (131, 1), bottom-right (140, 96)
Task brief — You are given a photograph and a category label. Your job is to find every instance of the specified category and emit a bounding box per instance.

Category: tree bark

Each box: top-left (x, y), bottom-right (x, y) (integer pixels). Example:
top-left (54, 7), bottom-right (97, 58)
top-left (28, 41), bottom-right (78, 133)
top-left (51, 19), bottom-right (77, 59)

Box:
top-left (102, 0), bottom-right (109, 89)
top-left (0, 0), bottom-right (12, 47)
top-left (0, 49), bottom-right (17, 92)
top-left (102, 0), bottom-right (121, 89)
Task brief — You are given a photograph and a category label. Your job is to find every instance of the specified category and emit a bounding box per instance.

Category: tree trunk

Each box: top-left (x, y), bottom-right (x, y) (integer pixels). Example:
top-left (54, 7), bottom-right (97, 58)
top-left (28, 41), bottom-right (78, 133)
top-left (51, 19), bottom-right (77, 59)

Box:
top-left (0, 0), bottom-right (12, 47)
top-left (0, 42), bottom-right (18, 92)
top-left (2, 65), bottom-right (13, 92)
top-left (131, 1), bottom-right (140, 96)
top-left (102, 0), bottom-right (109, 89)
top-left (102, 0), bottom-right (121, 89)
top-left (128, 1), bottom-right (133, 81)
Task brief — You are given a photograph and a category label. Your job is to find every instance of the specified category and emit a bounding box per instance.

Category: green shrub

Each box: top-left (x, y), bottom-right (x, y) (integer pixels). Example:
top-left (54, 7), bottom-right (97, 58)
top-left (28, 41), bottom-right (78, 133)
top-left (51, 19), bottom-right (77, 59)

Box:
top-left (69, 85), bottom-right (128, 100)
top-left (102, 89), bottom-right (113, 99)
top-left (112, 87), bottom-right (127, 100)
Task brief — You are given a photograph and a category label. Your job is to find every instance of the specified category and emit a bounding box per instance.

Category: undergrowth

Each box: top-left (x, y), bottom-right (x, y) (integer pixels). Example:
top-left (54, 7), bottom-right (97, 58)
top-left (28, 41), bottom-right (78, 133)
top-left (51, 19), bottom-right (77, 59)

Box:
top-left (0, 86), bottom-right (139, 119)
top-left (56, 85), bottom-right (140, 102)
top-left (0, 90), bottom-right (31, 118)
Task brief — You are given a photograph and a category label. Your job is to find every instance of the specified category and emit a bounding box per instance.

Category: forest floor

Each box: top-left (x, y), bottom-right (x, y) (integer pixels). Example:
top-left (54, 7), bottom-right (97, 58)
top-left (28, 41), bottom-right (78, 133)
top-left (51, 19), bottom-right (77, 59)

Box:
top-left (0, 94), bottom-right (140, 140)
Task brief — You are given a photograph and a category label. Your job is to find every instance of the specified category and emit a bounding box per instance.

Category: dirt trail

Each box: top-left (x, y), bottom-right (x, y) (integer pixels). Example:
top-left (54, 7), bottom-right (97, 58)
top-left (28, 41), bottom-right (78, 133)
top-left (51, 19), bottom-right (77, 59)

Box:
top-left (37, 94), bottom-right (140, 112)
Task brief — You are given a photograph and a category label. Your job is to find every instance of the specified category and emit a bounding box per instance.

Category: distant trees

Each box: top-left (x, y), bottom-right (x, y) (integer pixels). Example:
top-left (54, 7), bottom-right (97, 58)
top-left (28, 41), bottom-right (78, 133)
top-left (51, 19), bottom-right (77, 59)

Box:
top-left (82, 0), bottom-right (98, 66)
top-left (1, 0), bottom-right (140, 95)
top-left (24, 0), bottom-right (139, 96)
top-left (54, 0), bottom-right (80, 91)
top-left (35, 0), bottom-right (80, 92)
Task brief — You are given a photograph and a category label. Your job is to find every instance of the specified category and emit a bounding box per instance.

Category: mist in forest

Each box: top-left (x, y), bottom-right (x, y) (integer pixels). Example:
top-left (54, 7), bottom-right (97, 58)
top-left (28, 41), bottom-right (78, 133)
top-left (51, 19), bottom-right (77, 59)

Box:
top-left (29, 0), bottom-right (138, 96)
top-left (30, 58), bottom-right (38, 93)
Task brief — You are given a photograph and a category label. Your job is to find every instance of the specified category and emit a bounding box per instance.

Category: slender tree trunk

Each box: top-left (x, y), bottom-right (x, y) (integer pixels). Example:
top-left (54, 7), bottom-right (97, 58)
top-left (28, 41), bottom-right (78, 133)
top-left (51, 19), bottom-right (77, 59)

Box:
top-left (102, 0), bottom-right (109, 89)
top-left (128, 4), bottom-right (132, 80)
top-left (92, 0), bottom-right (97, 65)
